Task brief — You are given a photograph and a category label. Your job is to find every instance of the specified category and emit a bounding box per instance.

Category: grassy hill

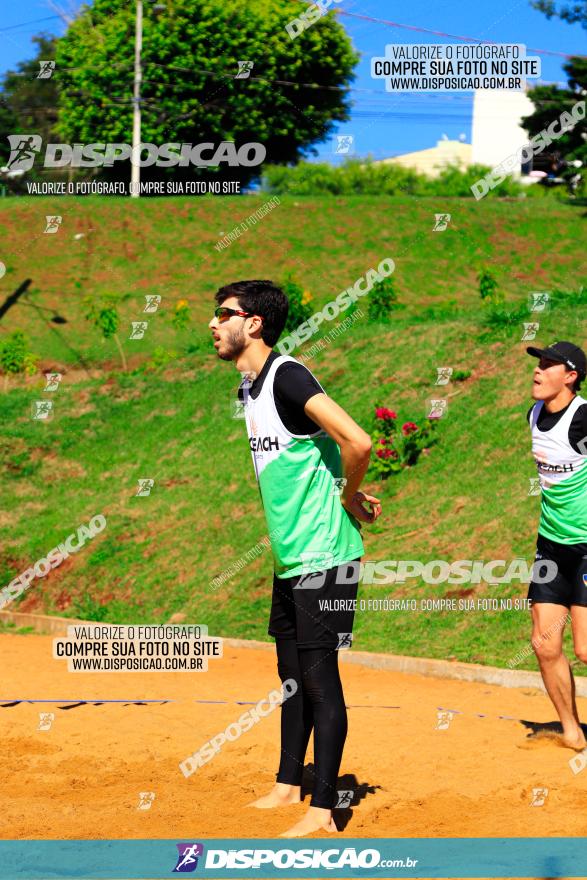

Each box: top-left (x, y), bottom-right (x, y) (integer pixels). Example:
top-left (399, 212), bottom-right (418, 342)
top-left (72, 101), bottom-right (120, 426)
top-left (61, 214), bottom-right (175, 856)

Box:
top-left (1, 194), bottom-right (586, 670)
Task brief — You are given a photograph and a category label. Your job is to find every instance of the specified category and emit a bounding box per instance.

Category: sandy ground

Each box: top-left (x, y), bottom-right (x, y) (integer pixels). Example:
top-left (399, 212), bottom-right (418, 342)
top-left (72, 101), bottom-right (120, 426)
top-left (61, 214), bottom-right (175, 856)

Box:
top-left (1, 632), bottom-right (587, 845)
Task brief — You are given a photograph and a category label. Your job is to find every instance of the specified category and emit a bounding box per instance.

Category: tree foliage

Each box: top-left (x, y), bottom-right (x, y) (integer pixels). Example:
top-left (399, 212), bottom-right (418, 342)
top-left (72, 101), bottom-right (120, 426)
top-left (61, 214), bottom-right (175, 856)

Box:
top-left (54, 0), bottom-right (358, 183)
top-left (521, 57), bottom-right (587, 162)
top-left (531, 0), bottom-right (587, 27)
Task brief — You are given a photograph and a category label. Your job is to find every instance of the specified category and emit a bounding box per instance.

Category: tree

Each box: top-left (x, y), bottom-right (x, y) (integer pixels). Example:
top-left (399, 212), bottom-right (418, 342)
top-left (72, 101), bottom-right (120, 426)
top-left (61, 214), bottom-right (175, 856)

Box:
top-left (55, 0), bottom-right (358, 185)
top-left (531, 0), bottom-right (587, 26)
top-left (521, 57), bottom-right (587, 163)
top-left (0, 34), bottom-right (60, 181)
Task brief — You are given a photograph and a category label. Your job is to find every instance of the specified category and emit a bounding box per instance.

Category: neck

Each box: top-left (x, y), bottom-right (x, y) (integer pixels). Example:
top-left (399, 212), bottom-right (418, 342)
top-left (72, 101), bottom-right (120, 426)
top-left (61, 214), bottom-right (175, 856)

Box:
top-left (543, 388), bottom-right (575, 414)
top-left (235, 342), bottom-right (273, 377)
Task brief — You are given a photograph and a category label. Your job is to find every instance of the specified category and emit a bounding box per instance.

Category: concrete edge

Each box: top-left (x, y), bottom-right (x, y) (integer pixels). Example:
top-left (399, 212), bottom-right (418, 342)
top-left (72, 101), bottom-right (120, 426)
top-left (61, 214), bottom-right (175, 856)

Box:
top-left (3, 609), bottom-right (585, 697)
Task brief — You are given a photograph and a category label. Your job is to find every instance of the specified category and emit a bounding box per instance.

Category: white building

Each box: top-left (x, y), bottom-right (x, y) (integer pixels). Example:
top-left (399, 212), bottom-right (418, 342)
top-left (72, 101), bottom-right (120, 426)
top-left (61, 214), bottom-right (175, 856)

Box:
top-left (471, 89), bottom-right (535, 174)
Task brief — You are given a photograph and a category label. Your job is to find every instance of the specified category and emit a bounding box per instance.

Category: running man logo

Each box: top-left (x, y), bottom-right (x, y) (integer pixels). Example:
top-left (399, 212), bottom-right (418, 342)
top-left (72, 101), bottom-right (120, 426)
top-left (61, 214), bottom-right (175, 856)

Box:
top-left (530, 787), bottom-right (548, 807)
top-left (435, 710), bottom-right (454, 730)
top-left (136, 479), bottom-right (155, 497)
top-left (129, 321), bottom-right (148, 340)
top-left (334, 134), bottom-right (354, 154)
top-left (435, 367), bottom-right (453, 386)
top-left (295, 550), bottom-right (334, 589)
top-left (232, 400), bottom-right (247, 419)
top-left (433, 213), bottom-right (451, 232)
top-left (529, 292), bottom-right (550, 312)
top-left (337, 632), bottom-right (353, 650)
top-left (427, 398), bottom-right (447, 419)
top-left (521, 322), bottom-right (539, 342)
top-left (44, 215), bottom-right (62, 234)
top-left (31, 400), bottom-right (53, 420)
top-left (37, 61), bottom-right (55, 79)
top-left (335, 789), bottom-right (354, 808)
top-left (5, 135), bottom-right (42, 172)
top-left (44, 372), bottom-right (62, 392)
top-left (137, 792), bottom-right (156, 811)
top-left (330, 477), bottom-right (347, 496)
top-left (528, 477), bottom-right (541, 496)
top-left (173, 843), bottom-right (204, 873)
top-left (38, 712), bottom-right (54, 731)
top-left (235, 61), bottom-right (253, 79)
top-left (144, 295), bottom-right (161, 313)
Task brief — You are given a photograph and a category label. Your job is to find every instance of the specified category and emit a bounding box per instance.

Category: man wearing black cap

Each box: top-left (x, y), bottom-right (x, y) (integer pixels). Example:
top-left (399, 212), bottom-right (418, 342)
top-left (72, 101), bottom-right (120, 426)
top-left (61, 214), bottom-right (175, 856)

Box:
top-left (526, 340), bottom-right (587, 749)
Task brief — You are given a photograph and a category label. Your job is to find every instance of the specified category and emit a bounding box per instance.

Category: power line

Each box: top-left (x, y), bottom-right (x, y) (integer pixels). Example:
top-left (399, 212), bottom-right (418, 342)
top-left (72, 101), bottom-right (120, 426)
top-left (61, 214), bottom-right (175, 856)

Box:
top-left (335, 10), bottom-right (586, 60)
top-left (0, 15), bottom-right (62, 33)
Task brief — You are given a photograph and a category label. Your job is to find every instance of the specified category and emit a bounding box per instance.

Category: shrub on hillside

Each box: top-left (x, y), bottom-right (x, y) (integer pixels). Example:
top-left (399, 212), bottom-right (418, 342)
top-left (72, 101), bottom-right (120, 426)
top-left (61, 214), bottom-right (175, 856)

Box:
top-left (281, 274), bottom-right (313, 334)
top-left (367, 276), bottom-right (400, 323)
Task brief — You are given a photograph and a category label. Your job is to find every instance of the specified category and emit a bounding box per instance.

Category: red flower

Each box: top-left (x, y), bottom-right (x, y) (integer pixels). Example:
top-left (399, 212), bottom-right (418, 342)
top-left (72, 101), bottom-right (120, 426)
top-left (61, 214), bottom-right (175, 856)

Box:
top-left (376, 449), bottom-right (386, 459)
top-left (378, 437), bottom-right (387, 445)
top-left (402, 421), bottom-right (418, 436)
top-left (375, 407), bottom-right (397, 421)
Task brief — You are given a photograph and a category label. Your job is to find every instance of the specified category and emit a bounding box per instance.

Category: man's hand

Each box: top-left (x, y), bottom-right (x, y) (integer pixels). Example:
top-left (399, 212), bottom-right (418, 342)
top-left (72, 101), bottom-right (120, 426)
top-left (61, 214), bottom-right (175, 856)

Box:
top-left (343, 491), bottom-right (382, 524)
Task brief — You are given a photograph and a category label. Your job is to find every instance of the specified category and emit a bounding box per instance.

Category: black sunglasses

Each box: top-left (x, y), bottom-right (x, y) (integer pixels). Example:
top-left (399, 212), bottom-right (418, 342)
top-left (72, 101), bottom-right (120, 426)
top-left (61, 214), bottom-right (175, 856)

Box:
top-left (214, 306), bottom-right (256, 323)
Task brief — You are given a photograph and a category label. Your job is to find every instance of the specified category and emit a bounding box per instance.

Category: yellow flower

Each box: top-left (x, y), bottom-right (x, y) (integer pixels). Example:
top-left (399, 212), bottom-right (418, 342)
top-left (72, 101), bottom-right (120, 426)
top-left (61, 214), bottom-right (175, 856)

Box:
top-left (301, 290), bottom-right (312, 304)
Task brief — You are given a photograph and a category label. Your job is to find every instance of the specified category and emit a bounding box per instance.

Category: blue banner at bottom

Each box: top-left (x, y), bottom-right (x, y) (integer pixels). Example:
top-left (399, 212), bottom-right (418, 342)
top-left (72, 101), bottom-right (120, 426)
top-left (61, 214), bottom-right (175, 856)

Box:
top-left (0, 838), bottom-right (585, 879)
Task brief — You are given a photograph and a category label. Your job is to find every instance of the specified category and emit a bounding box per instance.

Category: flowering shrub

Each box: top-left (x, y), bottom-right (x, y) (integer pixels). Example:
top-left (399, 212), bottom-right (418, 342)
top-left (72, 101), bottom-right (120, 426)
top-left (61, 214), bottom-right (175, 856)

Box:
top-left (370, 405), bottom-right (437, 478)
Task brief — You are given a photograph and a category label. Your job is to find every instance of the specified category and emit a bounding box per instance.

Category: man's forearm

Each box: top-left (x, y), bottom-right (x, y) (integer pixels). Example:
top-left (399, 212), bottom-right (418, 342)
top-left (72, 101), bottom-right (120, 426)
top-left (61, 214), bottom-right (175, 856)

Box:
top-left (340, 440), bottom-right (372, 507)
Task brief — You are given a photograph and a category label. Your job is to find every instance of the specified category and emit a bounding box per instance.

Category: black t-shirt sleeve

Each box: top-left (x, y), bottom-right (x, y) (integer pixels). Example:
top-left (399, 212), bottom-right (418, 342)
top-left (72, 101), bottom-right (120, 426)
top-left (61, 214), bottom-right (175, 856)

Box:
top-left (569, 403), bottom-right (587, 454)
top-left (273, 362), bottom-right (324, 435)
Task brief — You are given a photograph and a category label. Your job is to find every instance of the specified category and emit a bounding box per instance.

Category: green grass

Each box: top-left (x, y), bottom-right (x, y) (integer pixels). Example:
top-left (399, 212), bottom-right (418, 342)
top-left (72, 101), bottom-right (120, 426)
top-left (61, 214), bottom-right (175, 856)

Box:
top-left (0, 194), bottom-right (586, 671)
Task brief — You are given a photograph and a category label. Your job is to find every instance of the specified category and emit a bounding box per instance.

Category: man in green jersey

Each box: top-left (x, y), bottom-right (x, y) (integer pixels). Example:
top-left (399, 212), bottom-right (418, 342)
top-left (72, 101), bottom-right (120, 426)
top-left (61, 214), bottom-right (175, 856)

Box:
top-left (209, 280), bottom-right (381, 837)
top-left (526, 340), bottom-right (587, 749)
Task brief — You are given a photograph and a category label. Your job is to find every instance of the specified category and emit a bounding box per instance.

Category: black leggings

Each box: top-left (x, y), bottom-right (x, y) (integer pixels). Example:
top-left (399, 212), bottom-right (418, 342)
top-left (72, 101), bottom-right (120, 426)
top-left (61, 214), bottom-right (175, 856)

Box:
top-left (275, 638), bottom-right (348, 810)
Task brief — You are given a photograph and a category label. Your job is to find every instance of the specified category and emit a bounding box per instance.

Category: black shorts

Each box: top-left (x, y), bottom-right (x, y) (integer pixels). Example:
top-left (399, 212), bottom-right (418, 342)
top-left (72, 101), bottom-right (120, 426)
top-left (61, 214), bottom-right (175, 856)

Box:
top-left (527, 534), bottom-right (587, 608)
top-left (269, 558), bottom-right (361, 651)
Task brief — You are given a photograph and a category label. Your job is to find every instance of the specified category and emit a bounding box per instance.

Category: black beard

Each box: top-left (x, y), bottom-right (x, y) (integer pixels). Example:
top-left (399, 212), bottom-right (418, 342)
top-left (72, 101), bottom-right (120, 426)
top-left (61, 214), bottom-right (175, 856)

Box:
top-left (217, 327), bottom-right (246, 361)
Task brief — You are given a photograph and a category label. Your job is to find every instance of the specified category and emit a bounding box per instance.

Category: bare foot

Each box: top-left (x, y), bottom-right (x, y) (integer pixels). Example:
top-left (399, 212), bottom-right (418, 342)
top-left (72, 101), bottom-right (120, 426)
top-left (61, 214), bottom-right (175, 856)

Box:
top-left (561, 729), bottom-right (587, 751)
top-left (279, 806), bottom-right (337, 838)
top-left (247, 783), bottom-right (301, 809)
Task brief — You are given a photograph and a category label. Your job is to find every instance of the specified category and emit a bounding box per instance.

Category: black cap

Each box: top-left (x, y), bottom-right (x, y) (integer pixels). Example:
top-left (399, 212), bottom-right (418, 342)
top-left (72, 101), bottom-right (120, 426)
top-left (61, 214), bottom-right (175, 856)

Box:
top-left (527, 340), bottom-right (587, 379)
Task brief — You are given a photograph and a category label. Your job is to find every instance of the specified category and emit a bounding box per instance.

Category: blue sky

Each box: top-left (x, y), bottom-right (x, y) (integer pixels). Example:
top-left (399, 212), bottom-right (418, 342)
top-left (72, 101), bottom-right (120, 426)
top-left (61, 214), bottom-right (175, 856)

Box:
top-left (1, 0), bottom-right (585, 161)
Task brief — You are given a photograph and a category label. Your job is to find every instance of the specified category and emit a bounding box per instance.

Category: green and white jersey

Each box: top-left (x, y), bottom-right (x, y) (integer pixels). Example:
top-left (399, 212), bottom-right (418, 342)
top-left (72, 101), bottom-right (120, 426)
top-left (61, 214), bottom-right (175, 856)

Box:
top-left (530, 395), bottom-right (587, 544)
top-left (242, 354), bottom-right (364, 578)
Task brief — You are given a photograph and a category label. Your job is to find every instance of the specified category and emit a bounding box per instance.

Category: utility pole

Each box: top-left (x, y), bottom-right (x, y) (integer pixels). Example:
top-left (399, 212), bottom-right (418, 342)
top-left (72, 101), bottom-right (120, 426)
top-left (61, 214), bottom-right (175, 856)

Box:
top-left (131, 0), bottom-right (143, 198)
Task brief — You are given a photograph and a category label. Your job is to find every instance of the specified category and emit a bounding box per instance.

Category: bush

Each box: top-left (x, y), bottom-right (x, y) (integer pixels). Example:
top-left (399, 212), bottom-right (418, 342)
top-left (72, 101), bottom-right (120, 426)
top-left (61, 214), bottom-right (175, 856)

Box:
top-left (281, 274), bottom-right (313, 334)
top-left (367, 276), bottom-right (399, 323)
top-left (369, 405), bottom-right (437, 479)
top-left (0, 331), bottom-right (38, 376)
top-left (263, 159), bottom-right (530, 198)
